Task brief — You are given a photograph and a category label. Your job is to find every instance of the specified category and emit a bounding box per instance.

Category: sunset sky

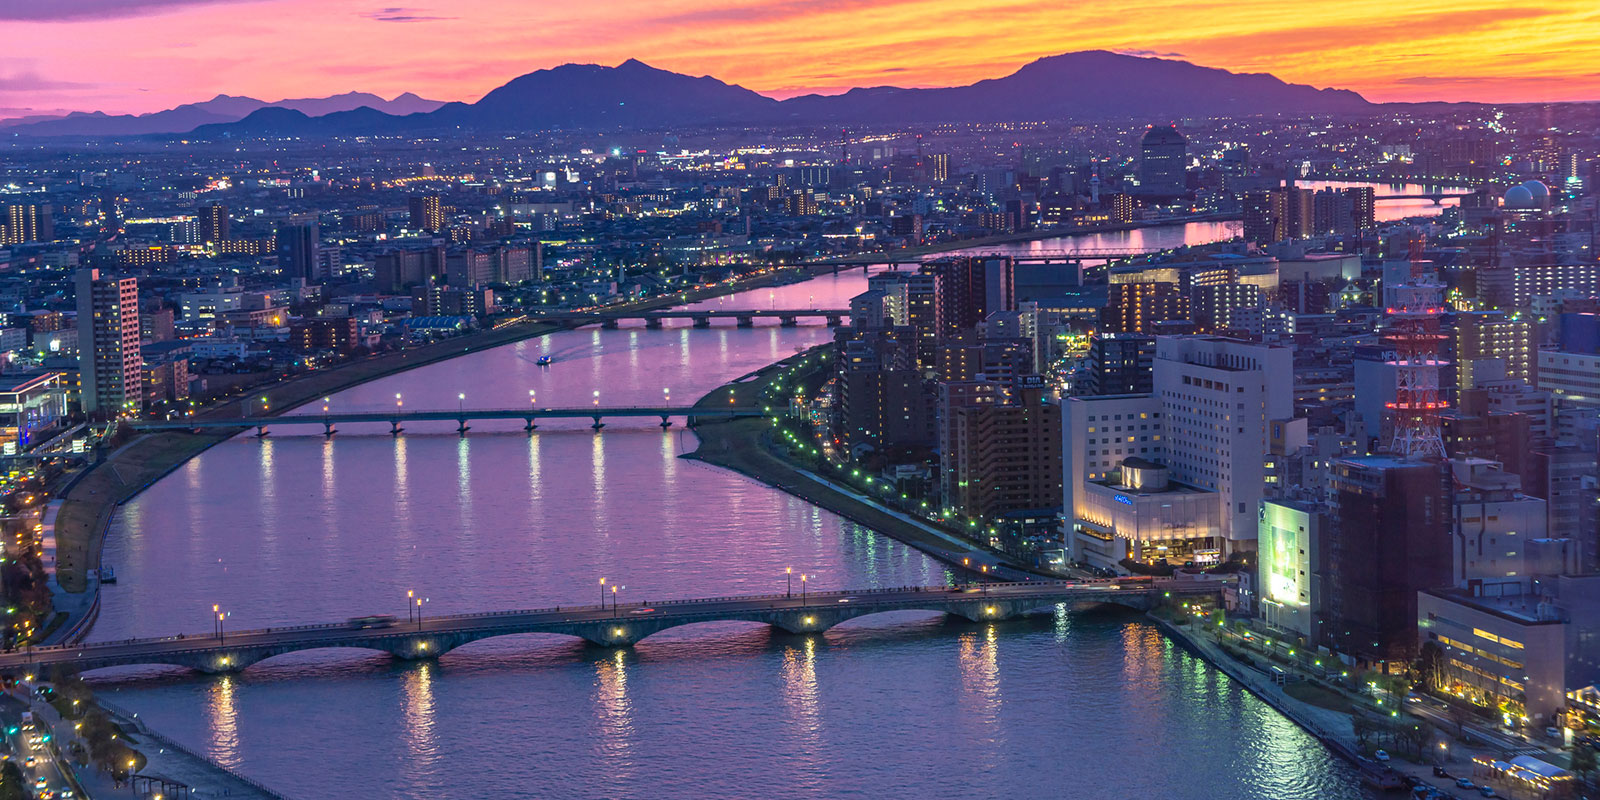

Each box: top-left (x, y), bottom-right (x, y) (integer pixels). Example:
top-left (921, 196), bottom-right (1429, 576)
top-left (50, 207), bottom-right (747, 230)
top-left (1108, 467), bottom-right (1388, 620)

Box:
top-left (3, 0), bottom-right (1598, 120)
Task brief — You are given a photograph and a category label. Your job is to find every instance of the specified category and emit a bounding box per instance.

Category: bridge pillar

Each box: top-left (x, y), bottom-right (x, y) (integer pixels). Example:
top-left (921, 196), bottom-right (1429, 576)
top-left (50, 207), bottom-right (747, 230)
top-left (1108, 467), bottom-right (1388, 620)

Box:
top-left (591, 415), bottom-right (605, 431)
top-left (602, 319), bottom-right (620, 330)
top-left (524, 417), bottom-right (538, 433)
top-left (946, 599), bottom-right (1026, 623)
top-left (659, 415), bottom-right (673, 429)
top-left (645, 317), bottom-right (663, 329)
top-left (779, 315), bottom-right (798, 327)
top-left (390, 420), bottom-right (404, 436)
top-left (323, 421), bottom-right (336, 437)
top-left (825, 315), bottom-right (843, 327)
top-left (457, 418), bottom-right (470, 435)
top-left (254, 425), bottom-right (268, 438)
top-left (693, 316), bottom-right (711, 328)
top-left (736, 315), bottom-right (755, 328)
top-left (769, 610), bottom-right (841, 635)
top-left (580, 624), bottom-right (639, 647)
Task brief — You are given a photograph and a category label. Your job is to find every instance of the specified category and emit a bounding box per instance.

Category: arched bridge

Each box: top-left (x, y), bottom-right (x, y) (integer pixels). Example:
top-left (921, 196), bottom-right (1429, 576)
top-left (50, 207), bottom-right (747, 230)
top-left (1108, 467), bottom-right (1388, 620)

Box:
top-left (4, 580), bottom-right (1226, 675)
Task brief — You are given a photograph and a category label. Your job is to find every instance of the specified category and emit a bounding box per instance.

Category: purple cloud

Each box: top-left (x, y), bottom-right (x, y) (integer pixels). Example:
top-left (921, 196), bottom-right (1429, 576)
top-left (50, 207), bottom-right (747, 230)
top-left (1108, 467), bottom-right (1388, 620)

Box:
top-left (0, 0), bottom-right (253, 21)
top-left (363, 6), bottom-right (454, 22)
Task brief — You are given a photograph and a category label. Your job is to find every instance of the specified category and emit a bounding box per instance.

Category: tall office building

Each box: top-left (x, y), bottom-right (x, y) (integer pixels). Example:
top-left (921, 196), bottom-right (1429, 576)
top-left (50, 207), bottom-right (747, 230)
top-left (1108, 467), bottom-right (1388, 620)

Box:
top-left (1137, 125), bottom-right (1187, 196)
top-left (1, 204), bottom-right (54, 245)
top-left (275, 222), bottom-right (320, 282)
top-left (409, 194), bottom-right (445, 232)
top-left (198, 204), bottom-right (229, 244)
top-left (75, 269), bottom-right (142, 416)
top-left (1082, 333), bottom-right (1155, 396)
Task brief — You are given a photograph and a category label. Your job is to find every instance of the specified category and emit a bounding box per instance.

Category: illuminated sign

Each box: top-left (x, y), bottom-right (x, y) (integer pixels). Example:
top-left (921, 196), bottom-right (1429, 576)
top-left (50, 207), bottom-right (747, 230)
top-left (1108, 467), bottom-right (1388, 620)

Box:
top-left (1115, 495), bottom-right (1133, 506)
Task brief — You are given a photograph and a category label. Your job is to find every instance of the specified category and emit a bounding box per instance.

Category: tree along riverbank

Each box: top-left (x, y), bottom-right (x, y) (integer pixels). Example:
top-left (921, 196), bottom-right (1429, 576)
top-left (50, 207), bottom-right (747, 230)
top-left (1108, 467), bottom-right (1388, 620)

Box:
top-left (683, 350), bottom-right (1046, 580)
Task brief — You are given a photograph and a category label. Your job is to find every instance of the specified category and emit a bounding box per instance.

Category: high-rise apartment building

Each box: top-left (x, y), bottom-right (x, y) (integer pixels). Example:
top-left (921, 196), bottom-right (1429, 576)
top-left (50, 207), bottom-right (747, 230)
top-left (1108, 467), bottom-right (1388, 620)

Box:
top-left (1, 204), bottom-right (54, 245)
top-left (1322, 456), bottom-right (1451, 662)
top-left (275, 222), bottom-right (320, 282)
top-left (1242, 190), bottom-right (1287, 244)
top-left (948, 381), bottom-right (1061, 519)
top-left (198, 204), bottom-right (230, 244)
top-left (1104, 282), bottom-right (1190, 334)
top-left (408, 194), bottom-right (445, 232)
top-left (75, 268), bottom-right (142, 416)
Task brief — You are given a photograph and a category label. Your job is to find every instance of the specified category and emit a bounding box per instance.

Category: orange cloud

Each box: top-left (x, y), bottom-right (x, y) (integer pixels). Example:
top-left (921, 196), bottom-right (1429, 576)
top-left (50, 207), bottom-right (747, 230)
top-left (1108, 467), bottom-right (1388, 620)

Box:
top-left (3, 0), bottom-right (1598, 118)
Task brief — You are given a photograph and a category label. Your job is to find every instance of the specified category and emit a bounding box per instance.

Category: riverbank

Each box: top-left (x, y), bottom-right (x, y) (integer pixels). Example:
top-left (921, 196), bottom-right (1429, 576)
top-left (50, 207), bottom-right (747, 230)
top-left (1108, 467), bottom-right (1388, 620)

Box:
top-left (48, 261), bottom-right (840, 599)
top-left (683, 354), bottom-right (1044, 580)
top-left (814, 212), bottom-right (1235, 263)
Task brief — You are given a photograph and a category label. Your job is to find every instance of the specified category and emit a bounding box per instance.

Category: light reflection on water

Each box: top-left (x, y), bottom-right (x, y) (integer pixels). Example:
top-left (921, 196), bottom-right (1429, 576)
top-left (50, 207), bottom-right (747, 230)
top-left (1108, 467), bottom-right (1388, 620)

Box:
top-left (87, 238), bottom-right (1372, 799)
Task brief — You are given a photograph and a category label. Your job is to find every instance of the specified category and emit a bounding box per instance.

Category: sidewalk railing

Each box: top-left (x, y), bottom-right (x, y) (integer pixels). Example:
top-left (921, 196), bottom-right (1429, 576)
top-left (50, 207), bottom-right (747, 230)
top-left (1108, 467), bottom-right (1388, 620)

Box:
top-left (97, 698), bottom-right (300, 800)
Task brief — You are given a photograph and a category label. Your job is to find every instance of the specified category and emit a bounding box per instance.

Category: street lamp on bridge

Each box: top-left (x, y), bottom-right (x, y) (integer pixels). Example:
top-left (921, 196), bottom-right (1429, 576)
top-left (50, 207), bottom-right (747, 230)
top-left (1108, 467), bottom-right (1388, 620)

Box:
top-left (786, 567), bottom-right (792, 598)
top-left (395, 393), bottom-right (403, 410)
top-left (800, 574), bottom-right (808, 604)
top-left (406, 589), bottom-right (414, 622)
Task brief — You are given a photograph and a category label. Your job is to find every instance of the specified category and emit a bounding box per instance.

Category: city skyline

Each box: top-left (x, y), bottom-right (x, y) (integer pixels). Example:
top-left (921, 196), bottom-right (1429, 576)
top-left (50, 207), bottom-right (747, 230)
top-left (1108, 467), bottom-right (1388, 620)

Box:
top-left (4, 0), bottom-right (1600, 120)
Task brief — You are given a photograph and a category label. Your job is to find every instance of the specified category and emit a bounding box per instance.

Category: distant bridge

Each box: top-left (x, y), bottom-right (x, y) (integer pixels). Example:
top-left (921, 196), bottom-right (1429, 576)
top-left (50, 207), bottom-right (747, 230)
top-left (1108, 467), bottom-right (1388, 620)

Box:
top-left (1372, 192), bottom-right (1473, 203)
top-left (528, 309), bottom-right (849, 328)
top-left (818, 248), bottom-right (1161, 267)
top-left (129, 405), bottom-right (770, 435)
top-left (1, 579), bottom-right (1227, 675)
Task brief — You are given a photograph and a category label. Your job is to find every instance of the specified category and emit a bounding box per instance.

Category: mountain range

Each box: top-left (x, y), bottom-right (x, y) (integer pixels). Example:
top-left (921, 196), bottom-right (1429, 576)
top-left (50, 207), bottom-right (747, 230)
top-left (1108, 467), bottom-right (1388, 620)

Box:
top-left (6, 51), bottom-right (1373, 139)
top-left (0, 91), bottom-right (444, 136)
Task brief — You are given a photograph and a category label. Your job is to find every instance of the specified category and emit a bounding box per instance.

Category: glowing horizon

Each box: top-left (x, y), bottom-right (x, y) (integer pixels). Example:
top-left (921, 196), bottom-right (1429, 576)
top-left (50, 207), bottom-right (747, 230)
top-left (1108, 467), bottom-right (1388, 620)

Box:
top-left (3, 0), bottom-right (1598, 121)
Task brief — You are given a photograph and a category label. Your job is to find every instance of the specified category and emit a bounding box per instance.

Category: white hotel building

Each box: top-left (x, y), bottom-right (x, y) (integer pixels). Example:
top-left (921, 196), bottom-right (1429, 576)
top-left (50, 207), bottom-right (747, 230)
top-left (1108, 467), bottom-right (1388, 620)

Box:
top-left (1064, 337), bottom-right (1293, 571)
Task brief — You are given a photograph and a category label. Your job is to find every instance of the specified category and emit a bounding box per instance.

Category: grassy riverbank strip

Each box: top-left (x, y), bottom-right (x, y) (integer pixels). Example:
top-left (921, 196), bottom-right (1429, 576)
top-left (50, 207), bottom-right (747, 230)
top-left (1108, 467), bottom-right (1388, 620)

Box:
top-left (683, 354), bottom-right (1044, 579)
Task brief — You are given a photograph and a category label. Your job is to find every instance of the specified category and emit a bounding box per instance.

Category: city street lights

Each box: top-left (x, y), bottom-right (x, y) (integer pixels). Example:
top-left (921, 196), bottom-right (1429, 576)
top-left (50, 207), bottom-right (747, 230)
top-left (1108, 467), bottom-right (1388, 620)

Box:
top-left (406, 589), bottom-right (414, 623)
top-left (395, 392), bottom-right (403, 410)
top-left (611, 584), bottom-right (622, 617)
top-left (593, 390), bottom-right (600, 407)
top-left (458, 393), bottom-right (465, 413)
top-left (801, 573), bottom-right (808, 604)
top-left (786, 567), bottom-right (792, 598)
top-left (321, 396), bottom-right (330, 415)
top-left (529, 389), bottom-right (536, 410)
top-left (415, 597), bottom-right (427, 631)
top-left (599, 577), bottom-right (606, 605)
top-left (212, 604), bottom-right (226, 643)
top-left (980, 565), bottom-right (989, 594)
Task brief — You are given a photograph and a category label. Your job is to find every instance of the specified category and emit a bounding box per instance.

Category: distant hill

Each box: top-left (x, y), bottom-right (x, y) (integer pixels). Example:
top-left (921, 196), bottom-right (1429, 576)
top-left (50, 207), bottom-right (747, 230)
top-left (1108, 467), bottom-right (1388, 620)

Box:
top-left (11, 51), bottom-right (1375, 138)
top-left (771, 50), bottom-right (1371, 122)
top-left (2, 91), bottom-right (446, 136)
top-left (431, 59), bottom-right (780, 128)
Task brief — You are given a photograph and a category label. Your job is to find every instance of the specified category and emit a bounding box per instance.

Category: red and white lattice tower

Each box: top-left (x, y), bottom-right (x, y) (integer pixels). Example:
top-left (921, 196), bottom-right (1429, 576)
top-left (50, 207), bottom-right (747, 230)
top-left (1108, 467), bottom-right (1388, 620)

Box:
top-left (1384, 232), bottom-right (1448, 458)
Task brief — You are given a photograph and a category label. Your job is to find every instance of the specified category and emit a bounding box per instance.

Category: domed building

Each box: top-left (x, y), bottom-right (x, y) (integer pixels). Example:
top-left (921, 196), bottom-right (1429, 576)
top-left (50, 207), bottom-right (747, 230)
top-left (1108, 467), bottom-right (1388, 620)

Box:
top-left (1504, 179), bottom-right (1551, 210)
top-left (1138, 124), bottom-right (1187, 196)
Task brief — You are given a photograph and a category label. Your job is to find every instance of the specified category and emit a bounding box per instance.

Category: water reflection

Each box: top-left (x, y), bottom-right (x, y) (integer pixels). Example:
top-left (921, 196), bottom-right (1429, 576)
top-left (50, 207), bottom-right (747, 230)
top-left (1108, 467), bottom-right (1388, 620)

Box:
top-left (592, 648), bottom-right (635, 778)
top-left (205, 675), bottom-right (240, 768)
top-left (401, 662), bottom-right (438, 779)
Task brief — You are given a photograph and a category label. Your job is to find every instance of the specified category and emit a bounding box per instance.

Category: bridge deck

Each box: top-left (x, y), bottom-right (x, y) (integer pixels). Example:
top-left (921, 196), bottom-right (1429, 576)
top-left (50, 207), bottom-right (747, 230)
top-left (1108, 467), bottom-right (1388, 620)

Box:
top-left (131, 406), bottom-right (770, 430)
top-left (0, 580), bottom-right (1227, 674)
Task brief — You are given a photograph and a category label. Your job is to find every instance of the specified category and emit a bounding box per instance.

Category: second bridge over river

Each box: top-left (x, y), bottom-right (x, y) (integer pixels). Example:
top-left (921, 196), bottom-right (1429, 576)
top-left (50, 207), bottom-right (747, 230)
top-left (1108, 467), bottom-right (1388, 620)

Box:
top-left (130, 404), bottom-right (771, 435)
top-left (4, 579), bottom-right (1227, 675)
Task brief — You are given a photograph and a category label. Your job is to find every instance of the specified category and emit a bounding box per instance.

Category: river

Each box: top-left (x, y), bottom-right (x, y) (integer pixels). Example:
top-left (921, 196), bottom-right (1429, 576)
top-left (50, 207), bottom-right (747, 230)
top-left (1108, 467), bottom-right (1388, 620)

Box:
top-left (80, 210), bottom-right (1430, 798)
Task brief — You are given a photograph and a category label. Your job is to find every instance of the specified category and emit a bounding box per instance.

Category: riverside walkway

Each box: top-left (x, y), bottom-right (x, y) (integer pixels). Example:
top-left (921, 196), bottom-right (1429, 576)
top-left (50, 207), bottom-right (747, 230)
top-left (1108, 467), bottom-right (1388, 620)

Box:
top-left (1, 579), bottom-right (1225, 674)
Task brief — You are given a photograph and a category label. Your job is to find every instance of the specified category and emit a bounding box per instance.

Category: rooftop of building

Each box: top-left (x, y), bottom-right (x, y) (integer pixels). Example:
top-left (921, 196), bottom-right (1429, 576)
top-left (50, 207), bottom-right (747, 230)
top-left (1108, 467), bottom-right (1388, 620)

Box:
top-left (1421, 586), bottom-right (1565, 626)
top-left (0, 371), bottom-right (61, 393)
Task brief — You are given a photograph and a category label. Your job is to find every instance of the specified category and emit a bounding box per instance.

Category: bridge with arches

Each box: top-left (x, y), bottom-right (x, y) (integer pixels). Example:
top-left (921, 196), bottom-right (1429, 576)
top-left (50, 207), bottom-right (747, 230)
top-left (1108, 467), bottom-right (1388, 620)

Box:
top-left (2, 579), bottom-right (1227, 675)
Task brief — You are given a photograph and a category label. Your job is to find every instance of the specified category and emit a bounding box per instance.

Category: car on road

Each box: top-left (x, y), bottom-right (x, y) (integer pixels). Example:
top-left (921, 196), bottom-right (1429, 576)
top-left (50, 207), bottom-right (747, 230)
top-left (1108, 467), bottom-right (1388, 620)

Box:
top-left (1478, 787), bottom-right (1496, 797)
top-left (33, 777), bottom-right (46, 791)
top-left (628, 608), bottom-right (656, 615)
top-left (1455, 778), bottom-right (1476, 789)
top-left (23, 756), bottom-right (34, 768)
top-left (1374, 749), bottom-right (1391, 762)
